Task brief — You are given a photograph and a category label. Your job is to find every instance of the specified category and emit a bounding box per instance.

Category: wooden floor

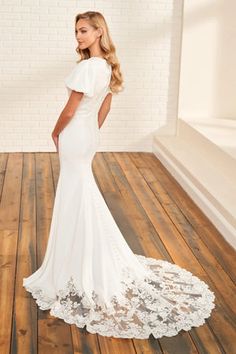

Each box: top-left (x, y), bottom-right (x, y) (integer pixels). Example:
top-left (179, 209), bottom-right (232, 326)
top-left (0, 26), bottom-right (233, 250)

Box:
top-left (0, 152), bottom-right (235, 354)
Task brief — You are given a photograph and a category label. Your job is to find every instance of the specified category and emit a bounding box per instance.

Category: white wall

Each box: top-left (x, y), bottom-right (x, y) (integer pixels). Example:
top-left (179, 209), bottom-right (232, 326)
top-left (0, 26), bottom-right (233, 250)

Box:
top-left (179, 0), bottom-right (236, 121)
top-left (0, 0), bottom-right (183, 152)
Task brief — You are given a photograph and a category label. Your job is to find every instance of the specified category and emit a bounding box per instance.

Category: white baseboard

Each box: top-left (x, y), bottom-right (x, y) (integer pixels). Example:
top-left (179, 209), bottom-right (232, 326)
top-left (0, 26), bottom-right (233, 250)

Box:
top-left (152, 119), bottom-right (236, 250)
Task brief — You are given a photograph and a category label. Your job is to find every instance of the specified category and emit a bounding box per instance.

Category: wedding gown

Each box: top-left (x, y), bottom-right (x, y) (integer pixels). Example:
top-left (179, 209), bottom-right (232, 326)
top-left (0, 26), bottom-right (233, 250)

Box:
top-left (23, 57), bottom-right (216, 339)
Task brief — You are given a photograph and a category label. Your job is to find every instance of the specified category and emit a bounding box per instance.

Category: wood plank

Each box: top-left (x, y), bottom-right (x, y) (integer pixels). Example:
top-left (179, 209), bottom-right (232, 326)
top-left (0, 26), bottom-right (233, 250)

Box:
top-left (93, 152), bottom-right (117, 193)
top-left (140, 152), bottom-right (236, 283)
top-left (38, 318), bottom-right (73, 353)
top-left (98, 336), bottom-right (136, 354)
top-left (0, 153), bottom-right (23, 354)
top-left (133, 337), bottom-right (163, 354)
top-left (190, 326), bottom-right (225, 354)
top-left (158, 332), bottom-right (199, 354)
top-left (0, 153), bottom-right (8, 194)
top-left (71, 325), bottom-right (101, 354)
top-left (35, 153), bottom-right (73, 353)
top-left (112, 152), bottom-right (206, 272)
top-left (11, 153), bottom-right (37, 354)
top-left (36, 153), bottom-right (55, 268)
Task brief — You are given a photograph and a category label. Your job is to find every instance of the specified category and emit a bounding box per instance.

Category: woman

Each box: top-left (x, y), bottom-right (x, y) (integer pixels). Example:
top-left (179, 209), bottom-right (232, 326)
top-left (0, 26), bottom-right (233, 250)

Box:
top-left (23, 11), bottom-right (215, 339)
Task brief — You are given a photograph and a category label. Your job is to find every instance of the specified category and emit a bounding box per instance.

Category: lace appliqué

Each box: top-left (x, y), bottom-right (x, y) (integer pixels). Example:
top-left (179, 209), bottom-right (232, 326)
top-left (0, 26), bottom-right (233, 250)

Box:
top-left (24, 255), bottom-right (216, 339)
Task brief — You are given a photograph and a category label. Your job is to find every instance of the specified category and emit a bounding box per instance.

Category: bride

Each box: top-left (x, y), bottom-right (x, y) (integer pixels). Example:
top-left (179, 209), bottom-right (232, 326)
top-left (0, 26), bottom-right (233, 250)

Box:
top-left (23, 11), bottom-right (215, 339)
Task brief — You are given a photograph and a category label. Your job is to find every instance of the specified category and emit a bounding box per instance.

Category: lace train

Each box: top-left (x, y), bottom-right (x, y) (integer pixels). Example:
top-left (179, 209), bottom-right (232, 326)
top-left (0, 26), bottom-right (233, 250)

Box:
top-left (23, 254), bottom-right (215, 339)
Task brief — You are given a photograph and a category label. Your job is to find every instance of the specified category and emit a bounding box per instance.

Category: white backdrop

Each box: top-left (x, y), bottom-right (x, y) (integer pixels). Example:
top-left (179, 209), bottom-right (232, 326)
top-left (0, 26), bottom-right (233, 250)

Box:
top-left (0, 0), bottom-right (183, 152)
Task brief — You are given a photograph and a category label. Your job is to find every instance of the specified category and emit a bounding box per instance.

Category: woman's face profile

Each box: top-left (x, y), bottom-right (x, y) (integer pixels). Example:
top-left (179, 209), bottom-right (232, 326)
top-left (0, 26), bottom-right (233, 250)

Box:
top-left (75, 19), bottom-right (99, 50)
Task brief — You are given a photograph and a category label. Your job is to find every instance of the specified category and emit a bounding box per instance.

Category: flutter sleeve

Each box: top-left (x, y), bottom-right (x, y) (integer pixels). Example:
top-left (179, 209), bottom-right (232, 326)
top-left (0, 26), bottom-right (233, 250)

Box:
top-left (64, 60), bottom-right (96, 98)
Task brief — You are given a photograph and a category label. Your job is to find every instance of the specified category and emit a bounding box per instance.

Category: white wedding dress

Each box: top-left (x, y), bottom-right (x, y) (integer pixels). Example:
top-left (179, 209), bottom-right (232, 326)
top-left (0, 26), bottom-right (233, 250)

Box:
top-left (23, 57), bottom-right (216, 339)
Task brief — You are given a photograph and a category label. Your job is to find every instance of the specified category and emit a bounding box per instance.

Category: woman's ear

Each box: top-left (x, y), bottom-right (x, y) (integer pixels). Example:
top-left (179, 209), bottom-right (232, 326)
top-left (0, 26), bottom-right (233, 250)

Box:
top-left (97, 27), bottom-right (103, 38)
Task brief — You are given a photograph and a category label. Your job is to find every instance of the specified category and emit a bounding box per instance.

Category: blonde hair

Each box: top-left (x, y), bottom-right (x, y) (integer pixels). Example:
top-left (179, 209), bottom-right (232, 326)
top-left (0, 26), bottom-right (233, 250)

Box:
top-left (75, 11), bottom-right (124, 95)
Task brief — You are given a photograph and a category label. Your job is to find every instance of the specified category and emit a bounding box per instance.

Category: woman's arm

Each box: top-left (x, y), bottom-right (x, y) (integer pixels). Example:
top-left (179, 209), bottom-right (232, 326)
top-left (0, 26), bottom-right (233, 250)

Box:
top-left (52, 90), bottom-right (84, 136)
top-left (98, 93), bottom-right (112, 129)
